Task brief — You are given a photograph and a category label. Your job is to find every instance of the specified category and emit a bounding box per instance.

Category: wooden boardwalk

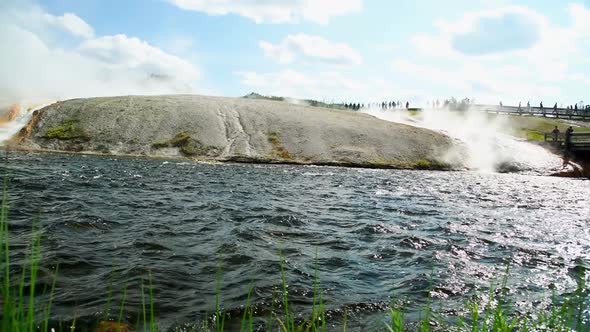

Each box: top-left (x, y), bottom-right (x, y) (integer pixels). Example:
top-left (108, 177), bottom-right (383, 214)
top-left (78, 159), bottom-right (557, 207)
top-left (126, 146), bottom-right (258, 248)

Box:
top-left (470, 104), bottom-right (590, 120)
top-left (403, 104), bottom-right (590, 120)
top-left (544, 132), bottom-right (590, 152)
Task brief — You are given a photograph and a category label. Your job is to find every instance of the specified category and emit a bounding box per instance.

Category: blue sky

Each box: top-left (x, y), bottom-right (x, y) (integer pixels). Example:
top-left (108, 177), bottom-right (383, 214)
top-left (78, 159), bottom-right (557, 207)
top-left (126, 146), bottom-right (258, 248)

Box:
top-left (1, 0), bottom-right (589, 106)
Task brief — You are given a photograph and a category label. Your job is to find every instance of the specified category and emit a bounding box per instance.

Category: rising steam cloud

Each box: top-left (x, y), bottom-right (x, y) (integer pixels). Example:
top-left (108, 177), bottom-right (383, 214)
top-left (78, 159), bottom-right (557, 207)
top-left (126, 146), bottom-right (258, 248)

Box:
top-left (0, 0), bottom-right (201, 110)
top-left (363, 106), bottom-right (563, 173)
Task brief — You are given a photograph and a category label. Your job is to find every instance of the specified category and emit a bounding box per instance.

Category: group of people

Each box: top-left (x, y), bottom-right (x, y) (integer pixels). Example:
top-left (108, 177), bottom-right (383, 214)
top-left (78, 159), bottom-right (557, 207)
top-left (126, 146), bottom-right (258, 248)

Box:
top-left (343, 103), bottom-right (363, 110)
top-left (551, 126), bottom-right (575, 149)
top-left (343, 101), bottom-right (411, 110)
top-left (342, 99), bottom-right (587, 113)
top-left (514, 101), bottom-right (587, 113)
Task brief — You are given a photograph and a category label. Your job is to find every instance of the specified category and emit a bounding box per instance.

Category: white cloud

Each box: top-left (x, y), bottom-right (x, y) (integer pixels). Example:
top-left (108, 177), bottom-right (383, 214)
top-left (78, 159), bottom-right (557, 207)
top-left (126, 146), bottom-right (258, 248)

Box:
top-left (79, 35), bottom-right (199, 82)
top-left (391, 59), bottom-right (559, 103)
top-left (399, 3), bottom-right (590, 104)
top-left (259, 34), bottom-right (362, 65)
top-left (169, 0), bottom-right (362, 24)
top-left (43, 12), bottom-right (95, 38)
top-left (569, 3), bottom-right (590, 39)
top-left (2, 1), bottom-right (95, 40)
top-left (451, 12), bottom-right (540, 55)
top-left (0, 1), bottom-right (201, 107)
top-left (413, 6), bottom-right (549, 58)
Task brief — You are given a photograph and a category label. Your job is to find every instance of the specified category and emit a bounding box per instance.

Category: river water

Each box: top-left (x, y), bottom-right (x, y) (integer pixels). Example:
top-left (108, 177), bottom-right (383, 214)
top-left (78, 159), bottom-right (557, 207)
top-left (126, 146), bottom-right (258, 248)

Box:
top-left (2, 150), bottom-right (589, 330)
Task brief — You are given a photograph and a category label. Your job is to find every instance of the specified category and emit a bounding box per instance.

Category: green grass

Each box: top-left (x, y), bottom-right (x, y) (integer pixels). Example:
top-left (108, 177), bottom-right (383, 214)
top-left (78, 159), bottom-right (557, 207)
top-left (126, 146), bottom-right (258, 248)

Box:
top-left (42, 118), bottom-right (90, 141)
top-left (1, 182), bottom-right (589, 331)
top-left (513, 129), bottom-right (546, 141)
top-left (0, 177), bottom-right (59, 331)
top-left (502, 115), bottom-right (590, 142)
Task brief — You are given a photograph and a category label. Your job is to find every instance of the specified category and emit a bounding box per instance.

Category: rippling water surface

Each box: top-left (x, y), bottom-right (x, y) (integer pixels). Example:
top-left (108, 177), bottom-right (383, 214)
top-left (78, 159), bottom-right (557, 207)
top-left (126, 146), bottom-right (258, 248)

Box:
top-left (3, 151), bottom-right (590, 330)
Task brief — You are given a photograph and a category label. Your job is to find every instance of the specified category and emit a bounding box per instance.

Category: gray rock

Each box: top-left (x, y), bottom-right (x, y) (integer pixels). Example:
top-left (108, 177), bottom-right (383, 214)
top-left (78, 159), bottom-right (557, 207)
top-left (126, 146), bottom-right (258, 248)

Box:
top-left (13, 95), bottom-right (467, 169)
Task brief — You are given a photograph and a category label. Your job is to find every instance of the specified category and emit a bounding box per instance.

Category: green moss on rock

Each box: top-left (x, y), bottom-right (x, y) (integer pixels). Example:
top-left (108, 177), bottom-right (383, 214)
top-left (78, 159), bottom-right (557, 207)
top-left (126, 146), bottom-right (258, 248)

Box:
top-left (267, 131), bottom-right (292, 160)
top-left (153, 131), bottom-right (191, 148)
top-left (42, 118), bottom-right (89, 141)
top-left (413, 159), bottom-right (452, 170)
top-left (368, 158), bottom-right (451, 170)
top-left (152, 131), bottom-right (217, 157)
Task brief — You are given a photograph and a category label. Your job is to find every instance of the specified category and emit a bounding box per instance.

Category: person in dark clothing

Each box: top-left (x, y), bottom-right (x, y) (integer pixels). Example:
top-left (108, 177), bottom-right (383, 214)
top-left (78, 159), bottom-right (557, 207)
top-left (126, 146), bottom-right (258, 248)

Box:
top-left (565, 126), bottom-right (574, 150)
top-left (405, 101), bottom-right (409, 109)
top-left (551, 126), bottom-right (560, 143)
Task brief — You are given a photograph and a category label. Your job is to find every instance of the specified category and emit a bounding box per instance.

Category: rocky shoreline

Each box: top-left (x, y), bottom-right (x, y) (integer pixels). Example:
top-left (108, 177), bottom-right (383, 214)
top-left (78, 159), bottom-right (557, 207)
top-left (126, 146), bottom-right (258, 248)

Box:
top-left (9, 95), bottom-right (467, 170)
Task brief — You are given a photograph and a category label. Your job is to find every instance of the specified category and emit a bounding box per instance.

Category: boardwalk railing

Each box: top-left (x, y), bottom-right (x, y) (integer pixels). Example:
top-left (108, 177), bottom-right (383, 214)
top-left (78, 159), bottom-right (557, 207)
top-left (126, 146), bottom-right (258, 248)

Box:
top-left (544, 132), bottom-right (590, 152)
top-left (380, 104), bottom-right (590, 120)
top-left (471, 104), bottom-right (590, 120)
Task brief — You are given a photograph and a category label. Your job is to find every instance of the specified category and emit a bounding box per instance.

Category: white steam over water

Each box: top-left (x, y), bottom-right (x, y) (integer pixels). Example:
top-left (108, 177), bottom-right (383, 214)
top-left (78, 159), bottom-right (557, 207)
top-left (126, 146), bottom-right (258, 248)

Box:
top-left (0, 103), bottom-right (52, 145)
top-left (363, 107), bottom-right (564, 174)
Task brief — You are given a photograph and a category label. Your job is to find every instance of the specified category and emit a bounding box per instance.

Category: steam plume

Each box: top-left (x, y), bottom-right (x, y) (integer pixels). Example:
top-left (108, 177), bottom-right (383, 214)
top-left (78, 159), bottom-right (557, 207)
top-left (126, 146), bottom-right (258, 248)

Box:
top-left (363, 106), bottom-right (563, 173)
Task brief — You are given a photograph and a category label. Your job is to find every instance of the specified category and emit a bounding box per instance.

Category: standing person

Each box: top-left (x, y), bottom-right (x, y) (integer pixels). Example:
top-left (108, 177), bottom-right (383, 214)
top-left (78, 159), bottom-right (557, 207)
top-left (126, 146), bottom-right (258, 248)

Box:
top-left (551, 126), bottom-right (560, 143)
top-left (527, 101), bottom-right (530, 111)
top-left (405, 101), bottom-right (409, 109)
top-left (565, 126), bottom-right (574, 150)
top-left (572, 104), bottom-right (578, 119)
